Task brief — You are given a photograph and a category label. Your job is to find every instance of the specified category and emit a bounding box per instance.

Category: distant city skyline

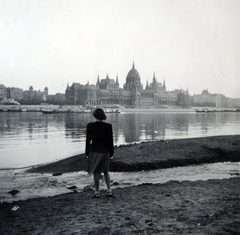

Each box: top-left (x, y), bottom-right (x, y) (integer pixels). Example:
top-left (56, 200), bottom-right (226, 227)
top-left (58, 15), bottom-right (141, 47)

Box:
top-left (1, 0), bottom-right (240, 98)
top-left (0, 77), bottom-right (237, 100)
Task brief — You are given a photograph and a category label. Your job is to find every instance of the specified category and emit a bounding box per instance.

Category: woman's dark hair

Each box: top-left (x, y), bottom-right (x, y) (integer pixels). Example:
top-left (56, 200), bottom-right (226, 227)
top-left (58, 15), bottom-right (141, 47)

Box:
top-left (93, 108), bottom-right (107, 121)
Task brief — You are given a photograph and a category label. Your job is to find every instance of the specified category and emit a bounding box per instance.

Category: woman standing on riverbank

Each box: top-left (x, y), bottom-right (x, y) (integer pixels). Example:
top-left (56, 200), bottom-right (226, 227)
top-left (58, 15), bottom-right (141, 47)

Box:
top-left (85, 108), bottom-right (114, 198)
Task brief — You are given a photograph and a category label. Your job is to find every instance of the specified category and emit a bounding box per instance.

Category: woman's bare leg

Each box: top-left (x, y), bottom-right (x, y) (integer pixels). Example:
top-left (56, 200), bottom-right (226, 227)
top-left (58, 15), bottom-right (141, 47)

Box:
top-left (94, 172), bottom-right (100, 194)
top-left (104, 171), bottom-right (111, 192)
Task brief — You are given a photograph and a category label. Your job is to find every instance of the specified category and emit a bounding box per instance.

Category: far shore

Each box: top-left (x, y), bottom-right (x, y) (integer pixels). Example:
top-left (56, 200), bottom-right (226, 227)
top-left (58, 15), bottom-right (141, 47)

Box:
top-left (1, 103), bottom-right (195, 112)
top-left (1, 104), bottom-right (238, 113)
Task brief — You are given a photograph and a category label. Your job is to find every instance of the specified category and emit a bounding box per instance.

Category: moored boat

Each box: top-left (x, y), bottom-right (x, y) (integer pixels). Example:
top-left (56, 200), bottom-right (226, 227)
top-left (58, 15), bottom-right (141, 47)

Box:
top-left (0, 108), bottom-right (8, 112)
top-left (104, 108), bottom-right (121, 113)
top-left (195, 108), bottom-right (212, 113)
top-left (41, 109), bottom-right (60, 114)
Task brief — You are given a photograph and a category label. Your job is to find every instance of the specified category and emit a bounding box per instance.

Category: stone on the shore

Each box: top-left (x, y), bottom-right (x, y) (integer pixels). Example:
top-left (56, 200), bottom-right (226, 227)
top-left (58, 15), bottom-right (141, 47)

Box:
top-left (52, 172), bottom-right (62, 176)
top-left (66, 185), bottom-right (77, 190)
top-left (8, 189), bottom-right (20, 196)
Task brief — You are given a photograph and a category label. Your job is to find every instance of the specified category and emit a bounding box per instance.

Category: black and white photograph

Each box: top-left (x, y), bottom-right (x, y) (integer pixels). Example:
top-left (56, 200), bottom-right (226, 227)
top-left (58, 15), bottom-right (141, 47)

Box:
top-left (0, 0), bottom-right (240, 234)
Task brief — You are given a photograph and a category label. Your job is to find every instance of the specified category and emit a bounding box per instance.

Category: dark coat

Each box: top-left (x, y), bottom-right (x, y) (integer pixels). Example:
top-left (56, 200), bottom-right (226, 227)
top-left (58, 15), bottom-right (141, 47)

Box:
top-left (85, 121), bottom-right (114, 157)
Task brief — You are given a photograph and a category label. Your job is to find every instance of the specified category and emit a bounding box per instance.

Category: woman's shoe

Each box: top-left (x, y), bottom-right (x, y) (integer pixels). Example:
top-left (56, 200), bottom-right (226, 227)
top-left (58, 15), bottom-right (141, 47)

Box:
top-left (107, 191), bottom-right (113, 197)
top-left (92, 193), bottom-right (100, 199)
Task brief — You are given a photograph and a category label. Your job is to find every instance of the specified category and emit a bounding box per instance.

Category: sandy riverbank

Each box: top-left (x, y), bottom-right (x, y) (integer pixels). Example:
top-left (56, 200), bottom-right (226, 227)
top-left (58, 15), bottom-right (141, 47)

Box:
top-left (26, 135), bottom-right (240, 174)
top-left (0, 178), bottom-right (239, 234)
top-left (1, 135), bottom-right (240, 234)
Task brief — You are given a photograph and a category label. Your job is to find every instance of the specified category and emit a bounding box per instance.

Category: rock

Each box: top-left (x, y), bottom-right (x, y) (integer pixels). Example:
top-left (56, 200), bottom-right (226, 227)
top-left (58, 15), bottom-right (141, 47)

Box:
top-left (67, 185), bottom-right (77, 190)
top-left (52, 172), bottom-right (62, 176)
top-left (8, 189), bottom-right (20, 196)
top-left (11, 205), bottom-right (20, 211)
top-left (83, 185), bottom-right (93, 192)
top-left (145, 219), bottom-right (152, 223)
top-left (148, 222), bottom-right (154, 226)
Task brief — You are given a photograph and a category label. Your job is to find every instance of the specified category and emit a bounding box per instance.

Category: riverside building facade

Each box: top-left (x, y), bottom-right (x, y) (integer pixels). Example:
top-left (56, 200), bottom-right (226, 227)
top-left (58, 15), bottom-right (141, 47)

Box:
top-left (2, 63), bottom-right (239, 108)
top-left (0, 85), bottom-right (49, 105)
top-left (65, 63), bottom-right (190, 107)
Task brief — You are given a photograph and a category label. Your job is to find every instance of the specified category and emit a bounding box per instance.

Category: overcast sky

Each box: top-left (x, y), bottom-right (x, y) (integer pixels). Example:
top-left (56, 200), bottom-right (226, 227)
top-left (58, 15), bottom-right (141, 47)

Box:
top-left (1, 0), bottom-right (240, 98)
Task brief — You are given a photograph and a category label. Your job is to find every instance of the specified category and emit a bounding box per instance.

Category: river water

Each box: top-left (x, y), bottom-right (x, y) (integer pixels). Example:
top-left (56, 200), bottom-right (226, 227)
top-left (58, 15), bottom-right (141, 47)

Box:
top-left (0, 110), bottom-right (240, 168)
top-left (0, 110), bottom-right (240, 202)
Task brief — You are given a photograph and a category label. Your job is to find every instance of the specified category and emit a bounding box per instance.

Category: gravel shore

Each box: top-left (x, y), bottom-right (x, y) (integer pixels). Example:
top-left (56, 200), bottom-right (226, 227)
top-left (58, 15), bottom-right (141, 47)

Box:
top-left (0, 178), bottom-right (239, 235)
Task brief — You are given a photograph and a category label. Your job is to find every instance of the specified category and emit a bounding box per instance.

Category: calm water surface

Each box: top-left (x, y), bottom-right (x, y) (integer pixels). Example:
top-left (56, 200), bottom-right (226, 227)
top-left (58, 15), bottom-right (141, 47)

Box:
top-left (0, 111), bottom-right (240, 168)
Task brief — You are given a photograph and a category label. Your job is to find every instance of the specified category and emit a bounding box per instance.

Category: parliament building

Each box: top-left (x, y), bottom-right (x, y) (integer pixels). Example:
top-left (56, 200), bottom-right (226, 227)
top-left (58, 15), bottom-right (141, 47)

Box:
top-left (65, 63), bottom-right (190, 107)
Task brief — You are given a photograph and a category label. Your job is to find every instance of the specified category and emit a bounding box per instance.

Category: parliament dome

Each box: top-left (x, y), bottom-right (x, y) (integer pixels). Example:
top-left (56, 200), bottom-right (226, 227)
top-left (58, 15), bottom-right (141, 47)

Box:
top-left (124, 62), bottom-right (143, 91)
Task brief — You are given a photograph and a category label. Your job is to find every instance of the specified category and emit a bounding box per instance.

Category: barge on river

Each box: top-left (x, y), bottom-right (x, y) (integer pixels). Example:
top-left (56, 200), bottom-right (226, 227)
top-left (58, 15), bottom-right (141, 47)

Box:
top-left (195, 108), bottom-right (240, 113)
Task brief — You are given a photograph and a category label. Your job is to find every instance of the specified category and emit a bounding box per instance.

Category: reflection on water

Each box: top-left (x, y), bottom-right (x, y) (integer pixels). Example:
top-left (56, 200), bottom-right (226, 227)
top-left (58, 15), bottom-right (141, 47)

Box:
top-left (0, 111), bottom-right (240, 168)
